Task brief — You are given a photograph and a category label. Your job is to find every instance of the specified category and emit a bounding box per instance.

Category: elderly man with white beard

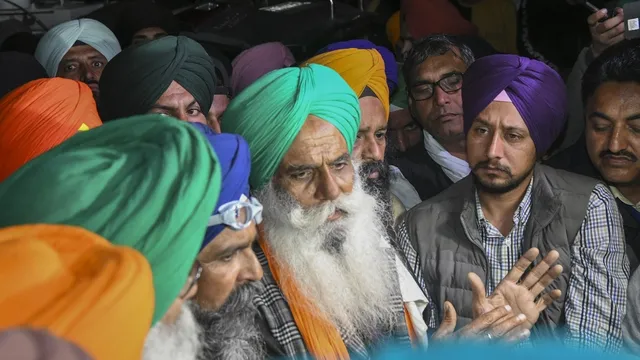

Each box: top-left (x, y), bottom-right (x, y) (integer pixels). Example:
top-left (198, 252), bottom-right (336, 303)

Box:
top-left (222, 64), bottom-right (565, 359)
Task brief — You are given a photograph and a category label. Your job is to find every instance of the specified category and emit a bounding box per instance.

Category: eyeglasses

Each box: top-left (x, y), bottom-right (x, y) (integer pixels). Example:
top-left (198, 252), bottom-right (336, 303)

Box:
top-left (409, 72), bottom-right (464, 101)
top-left (181, 262), bottom-right (202, 299)
top-left (208, 195), bottom-right (263, 230)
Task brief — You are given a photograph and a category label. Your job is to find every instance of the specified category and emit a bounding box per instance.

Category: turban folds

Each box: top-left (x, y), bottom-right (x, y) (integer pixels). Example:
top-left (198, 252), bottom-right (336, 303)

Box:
top-left (317, 40), bottom-right (398, 93)
top-left (99, 35), bottom-right (216, 121)
top-left (34, 19), bottom-right (121, 77)
top-left (191, 123), bottom-right (252, 248)
top-left (0, 78), bottom-right (102, 182)
top-left (231, 42), bottom-right (296, 96)
top-left (0, 329), bottom-right (91, 360)
top-left (0, 52), bottom-right (47, 99)
top-left (462, 54), bottom-right (567, 155)
top-left (0, 115), bottom-right (222, 324)
top-left (0, 224), bottom-right (153, 360)
top-left (302, 48), bottom-right (390, 119)
top-left (222, 64), bottom-right (361, 190)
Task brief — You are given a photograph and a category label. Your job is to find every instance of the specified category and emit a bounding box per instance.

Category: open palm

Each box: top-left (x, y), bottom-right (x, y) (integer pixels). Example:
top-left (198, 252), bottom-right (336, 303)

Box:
top-left (470, 248), bottom-right (563, 327)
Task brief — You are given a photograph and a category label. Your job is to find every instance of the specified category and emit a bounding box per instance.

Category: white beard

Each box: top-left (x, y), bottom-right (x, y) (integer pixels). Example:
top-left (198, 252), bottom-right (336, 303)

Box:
top-left (255, 168), bottom-right (397, 339)
top-left (143, 303), bottom-right (202, 360)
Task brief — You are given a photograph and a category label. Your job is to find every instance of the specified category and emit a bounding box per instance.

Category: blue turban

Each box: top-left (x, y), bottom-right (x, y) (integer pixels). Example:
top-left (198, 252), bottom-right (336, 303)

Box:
top-left (318, 39), bottom-right (398, 93)
top-left (462, 54), bottom-right (567, 155)
top-left (190, 123), bottom-right (251, 249)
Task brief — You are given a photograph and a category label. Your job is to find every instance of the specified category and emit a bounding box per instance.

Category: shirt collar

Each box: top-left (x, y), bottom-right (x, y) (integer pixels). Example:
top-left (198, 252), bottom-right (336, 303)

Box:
top-left (610, 186), bottom-right (640, 211)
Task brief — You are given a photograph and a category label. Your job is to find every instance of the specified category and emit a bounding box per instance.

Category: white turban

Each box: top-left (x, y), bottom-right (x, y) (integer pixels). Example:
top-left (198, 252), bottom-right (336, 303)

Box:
top-left (34, 19), bottom-right (121, 77)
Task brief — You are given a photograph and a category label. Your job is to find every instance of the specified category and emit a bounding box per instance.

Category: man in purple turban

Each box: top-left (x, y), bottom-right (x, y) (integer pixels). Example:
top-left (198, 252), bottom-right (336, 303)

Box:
top-left (230, 42), bottom-right (295, 96)
top-left (188, 123), bottom-right (265, 360)
top-left (397, 54), bottom-right (629, 350)
top-left (318, 39), bottom-right (398, 93)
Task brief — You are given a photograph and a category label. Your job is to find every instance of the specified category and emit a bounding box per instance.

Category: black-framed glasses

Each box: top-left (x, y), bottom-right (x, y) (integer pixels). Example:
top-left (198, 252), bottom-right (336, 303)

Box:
top-left (181, 262), bottom-right (203, 299)
top-left (409, 72), bottom-right (464, 101)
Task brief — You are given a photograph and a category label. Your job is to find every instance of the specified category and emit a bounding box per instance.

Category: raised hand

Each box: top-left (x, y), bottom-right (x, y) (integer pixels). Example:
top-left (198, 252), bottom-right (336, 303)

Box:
top-left (469, 248), bottom-right (563, 327)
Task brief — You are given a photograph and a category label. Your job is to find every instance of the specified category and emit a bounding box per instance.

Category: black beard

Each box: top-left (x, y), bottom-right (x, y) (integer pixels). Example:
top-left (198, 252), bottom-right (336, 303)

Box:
top-left (472, 164), bottom-right (534, 194)
top-left (192, 282), bottom-right (264, 360)
top-left (359, 160), bottom-right (395, 240)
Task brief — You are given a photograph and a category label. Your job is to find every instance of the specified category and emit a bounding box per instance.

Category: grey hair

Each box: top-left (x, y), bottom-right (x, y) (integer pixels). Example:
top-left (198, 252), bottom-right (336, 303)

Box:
top-left (402, 34), bottom-right (475, 88)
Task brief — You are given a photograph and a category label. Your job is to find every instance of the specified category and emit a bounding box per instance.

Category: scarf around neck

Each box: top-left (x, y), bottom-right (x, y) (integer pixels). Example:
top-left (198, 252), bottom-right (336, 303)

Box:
top-left (422, 130), bottom-right (471, 183)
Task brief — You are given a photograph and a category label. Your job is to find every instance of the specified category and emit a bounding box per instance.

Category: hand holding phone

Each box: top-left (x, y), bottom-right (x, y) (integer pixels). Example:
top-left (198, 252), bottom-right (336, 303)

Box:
top-left (587, 6), bottom-right (625, 57)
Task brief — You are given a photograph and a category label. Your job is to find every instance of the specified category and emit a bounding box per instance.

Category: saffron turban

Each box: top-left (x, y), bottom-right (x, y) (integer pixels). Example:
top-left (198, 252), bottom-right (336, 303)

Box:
top-left (317, 39), bottom-right (398, 93)
top-left (231, 42), bottom-right (296, 96)
top-left (302, 48), bottom-right (390, 119)
top-left (222, 64), bottom-right (361, 190)
top-left (462, 54), bottom-right (567, 156)
top-left (34, 19), bottom-right (121, 77)
top-left (0, 115), bottom-right (222, 325)
top-left (0, 329), bottom-right (91, 360)
top-left (191, 123), bottom-right (252, 248)
top-left (99, 35), bottom-right (216, 122)
top-left (0, 224), bottom-right (154, 360)
top-left (0, 52), bottom-right (47, 99)
top-left (0, 78), bottom-right (102, 182)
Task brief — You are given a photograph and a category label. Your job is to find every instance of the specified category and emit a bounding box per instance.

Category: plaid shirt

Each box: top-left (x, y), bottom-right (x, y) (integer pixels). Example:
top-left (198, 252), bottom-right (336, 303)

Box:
top-left (395, 182), bottom-right (629, 351)
top-left (475, 181), bottom-right (628, 351)
top-left (253, 243), bottom-right (412, 359)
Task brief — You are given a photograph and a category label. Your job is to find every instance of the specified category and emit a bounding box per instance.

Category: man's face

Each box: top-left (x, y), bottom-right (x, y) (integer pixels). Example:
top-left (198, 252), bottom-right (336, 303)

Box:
top-left (388, 109), bottom-right (422, 153)
top-left (131, 27), bottom-right (168, 46)
top-left (467, 102), bottom-right (536, 193)
top-left (408, 50), bottom-right (467, 145)
top-left (274, 115), bottom-right (354, 212)
top-left (56, 45), bottom-right (107, 99)
top-left (148, 81), bottom-right (208, 124)
top-left (586, 81), bottom-right (640, 187)
top-left (195, 223), bottom-right (262, 311)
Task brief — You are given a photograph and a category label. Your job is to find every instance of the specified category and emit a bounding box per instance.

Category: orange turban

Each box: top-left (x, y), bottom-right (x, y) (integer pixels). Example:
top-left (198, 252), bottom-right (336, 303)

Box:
top-left (302, 48), bottom-right (390, 118)
top-left (0, 224), bottom-right (154, 360)
top-left (0, 78), bottom-right (102, 182)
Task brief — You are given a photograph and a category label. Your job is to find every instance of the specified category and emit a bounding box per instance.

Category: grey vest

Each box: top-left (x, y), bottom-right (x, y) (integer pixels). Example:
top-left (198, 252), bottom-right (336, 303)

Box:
top-left (401, 164), bottom-right (600, 339)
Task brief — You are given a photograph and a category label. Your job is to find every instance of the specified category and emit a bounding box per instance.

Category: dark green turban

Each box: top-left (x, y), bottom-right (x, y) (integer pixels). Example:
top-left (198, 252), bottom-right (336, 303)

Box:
top-left (0, 114), bottom-right (222, 325)
top-left (99, 35), bottom-right (216, 122)
top-left (221, 64), bottom-right (361, 190)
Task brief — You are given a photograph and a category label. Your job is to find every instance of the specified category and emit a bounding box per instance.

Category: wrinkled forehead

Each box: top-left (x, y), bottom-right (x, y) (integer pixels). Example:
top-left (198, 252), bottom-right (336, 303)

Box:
top-left (282, 115), bottom-right (348, 164)
top-left (63, 44), bottom-right (105, 60)
top-left (412, 50), bottom-right (467, 84)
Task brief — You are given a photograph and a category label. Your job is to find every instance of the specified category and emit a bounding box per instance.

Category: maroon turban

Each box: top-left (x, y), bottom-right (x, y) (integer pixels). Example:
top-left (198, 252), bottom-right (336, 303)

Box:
top-left (462, 54), bottom-right (567, 155)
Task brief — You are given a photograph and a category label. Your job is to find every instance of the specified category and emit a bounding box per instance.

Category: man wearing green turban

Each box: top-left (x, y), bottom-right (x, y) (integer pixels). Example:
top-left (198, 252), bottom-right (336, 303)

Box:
top-left (0, 114), bottom-right (221, 335)
top-left (99, 35), bottom-right (218, 129)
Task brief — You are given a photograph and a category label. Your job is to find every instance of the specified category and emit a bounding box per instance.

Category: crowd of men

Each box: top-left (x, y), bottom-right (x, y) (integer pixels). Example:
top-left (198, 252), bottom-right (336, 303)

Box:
top-left (0, 1), bottom-right (639, 359)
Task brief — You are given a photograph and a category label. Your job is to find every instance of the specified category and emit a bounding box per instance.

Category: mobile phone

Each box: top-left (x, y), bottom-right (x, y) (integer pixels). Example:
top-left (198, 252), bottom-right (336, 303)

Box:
top-left (578, 0), bottom-right (616, 21)
top-left (624, 1), bottom-right (640, 40)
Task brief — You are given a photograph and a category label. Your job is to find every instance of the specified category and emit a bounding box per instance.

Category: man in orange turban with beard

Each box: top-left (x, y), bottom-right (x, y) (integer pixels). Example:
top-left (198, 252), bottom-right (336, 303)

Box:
top-left (0, 224), bottom-right (154, 360)
top-left (0, 78), bottom-right (101, 181)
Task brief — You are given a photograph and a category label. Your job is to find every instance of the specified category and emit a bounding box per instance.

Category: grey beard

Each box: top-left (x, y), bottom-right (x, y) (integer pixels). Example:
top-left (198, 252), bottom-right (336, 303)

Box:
top-left (192, 282), bottom-right (264, 360)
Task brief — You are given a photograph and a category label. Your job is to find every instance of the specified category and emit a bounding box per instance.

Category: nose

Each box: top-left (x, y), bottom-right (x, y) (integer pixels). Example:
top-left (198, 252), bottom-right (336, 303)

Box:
top-left (434, 86), bottom-right (452, 107)
top-left (316, 167), bottom-right (342, 201)
top-left (608, 125), bottom-right (629, 153)
top-left (486, 132), bottom-right (505, 159)
top-left (239, 249), bottom-right (263, 282)
top-left (362, 136), bottom-right (384, 162)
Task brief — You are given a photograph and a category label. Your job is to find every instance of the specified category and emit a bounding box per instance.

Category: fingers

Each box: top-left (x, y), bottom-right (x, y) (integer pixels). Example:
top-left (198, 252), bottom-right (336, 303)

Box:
top-left (587, 9), bottom-right (609, 26)
top-left (503, 324), bottom-right (532, 343)
top-left (528, 264), bottom-right (563, 298)
top-left (501, 248), bottom-right (539, 284)
top-left (468, 272), bottom-right (488, 317)
top-left (486, 313), bottom-right (527, 338)
top-left (535, 289), bottom-right (562, 312)
top-left (459, 305), bottom-right (511, 337)
top-left (519, 250), bottom-right (559, 290)
top-left (433, 301), bottom-right (457, 340)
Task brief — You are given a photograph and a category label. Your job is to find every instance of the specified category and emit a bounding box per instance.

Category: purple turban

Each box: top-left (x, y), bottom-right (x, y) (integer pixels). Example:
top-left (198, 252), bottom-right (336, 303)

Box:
top-left (318, 39), bottom-right (398, 93)
top-left (462, 54), bottom-right (567, 156)
top-left (231, 42), bottom-right (295, 96)
top-left (190, 123), bottom-right (251, 249)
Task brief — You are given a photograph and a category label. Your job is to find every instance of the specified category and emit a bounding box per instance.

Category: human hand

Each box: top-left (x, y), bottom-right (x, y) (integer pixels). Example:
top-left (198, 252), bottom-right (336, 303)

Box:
top-left (432, 302), bottom-right (530, 343)
top-left (470, 248), bottom-right (563, 328)
top-left (588, 7), bottom-right (625, 57)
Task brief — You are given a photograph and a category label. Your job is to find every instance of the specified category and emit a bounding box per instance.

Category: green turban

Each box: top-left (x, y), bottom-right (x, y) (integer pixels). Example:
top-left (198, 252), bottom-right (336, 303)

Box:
top-left (221, 64), bottom-right (361, 190)
top-left (0, 115), bottom-right (222, 325)
top-left (99, 35), bottom-right (216, 122)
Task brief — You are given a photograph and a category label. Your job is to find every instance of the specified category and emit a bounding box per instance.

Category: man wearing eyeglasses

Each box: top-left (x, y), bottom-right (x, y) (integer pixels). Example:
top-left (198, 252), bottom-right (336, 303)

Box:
top-left (392, 35), bottom-right (475, 201)
top-left (187, 124), bottom-right (266, 360)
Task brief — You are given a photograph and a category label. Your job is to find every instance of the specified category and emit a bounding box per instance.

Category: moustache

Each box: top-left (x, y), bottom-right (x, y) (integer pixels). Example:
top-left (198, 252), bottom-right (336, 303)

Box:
top-left (473, 160), bottom-right (512, 176)
top-left (600, 150), bottom-right (638, 162)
